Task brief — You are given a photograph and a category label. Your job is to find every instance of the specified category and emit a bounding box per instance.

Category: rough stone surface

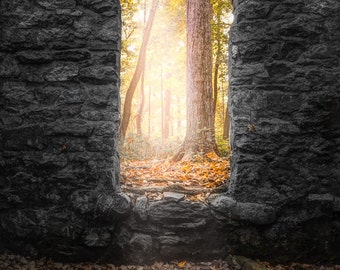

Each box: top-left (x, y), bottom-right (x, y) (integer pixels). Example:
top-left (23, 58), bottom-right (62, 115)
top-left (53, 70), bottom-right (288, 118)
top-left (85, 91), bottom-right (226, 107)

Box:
top-left (0, 0), bottom-right (128, 262)
top-left (208, 194), bottom-right (276, 225)
top-left (0, 0), bottom-right (339, 265)
top-left (116, 196), bottom-right (227, 264)
top-left (226, 0), bottom-right (340, 262)
top-left (229, 0), bottom-right (340, 205)
top-left (163, 192), bottom-right (185, 201)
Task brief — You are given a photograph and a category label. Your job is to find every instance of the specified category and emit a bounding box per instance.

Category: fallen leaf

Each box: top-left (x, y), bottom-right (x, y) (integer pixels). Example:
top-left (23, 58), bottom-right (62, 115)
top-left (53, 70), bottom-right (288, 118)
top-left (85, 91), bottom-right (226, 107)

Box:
top-left (178, 261), bottom-right (187, 268)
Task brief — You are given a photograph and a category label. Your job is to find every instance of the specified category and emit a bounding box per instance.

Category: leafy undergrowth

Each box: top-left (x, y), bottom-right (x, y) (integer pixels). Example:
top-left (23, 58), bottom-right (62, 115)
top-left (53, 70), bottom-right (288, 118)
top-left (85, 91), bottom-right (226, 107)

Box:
top-left (120, 152), bottom-right (230, 201)
top-left (1, 254), bottom-right (339, 270)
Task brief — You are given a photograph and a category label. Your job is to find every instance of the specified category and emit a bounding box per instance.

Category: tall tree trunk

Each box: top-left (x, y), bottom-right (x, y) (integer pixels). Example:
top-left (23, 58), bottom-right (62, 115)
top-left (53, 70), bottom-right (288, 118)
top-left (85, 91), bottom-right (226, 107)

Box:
top-left (223, 107), bottom-right (230, 139)
top-left (212, 4), bottom-right (222, 123)
top-left (120, 0), bottom-right (159, 143)
top-left (148, 84), bottom-right (151, 138)
top-left (160, 64), bottom-right (164, 140)
top-left (163, 89), bottom-right (171, 139)
top-left (136, 0), bottom-right (147, 137)
top-left (136, 68), bottom-right (145, 136)
top-left (213, 57), bottom-right (219, 116)
top-left (172, 0), bottom-right (218, 161)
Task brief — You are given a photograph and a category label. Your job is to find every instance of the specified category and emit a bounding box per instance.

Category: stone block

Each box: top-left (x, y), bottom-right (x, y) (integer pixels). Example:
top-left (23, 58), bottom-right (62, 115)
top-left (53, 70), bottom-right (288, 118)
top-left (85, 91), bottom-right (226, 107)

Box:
top-left (96, 19), bottom-right (120, 42)
top-left (80, 109), bottom-right (117, 121)
top-left (148, 200), bottom-right (213, 231)
top-left (74, 16), bottom-right (93, 39)
top-left (79, 65), bottom-right (118, 84)
top-left (128, 233), bottom-right (153, 264)
top-left (34, 83), bottom-right (86, 105)
top-left (92, 2), bottom-right (115, 13)
top-left (163, 192), bottom-right (185, 202)
top-left (86, 84), bottom-right (118, 106)
top-left (89, 40), bottom-right (120, 51)
top-left (36, 0), bottom-right (76, 10)
top-left (83, 228), bottom-right (112, 247)
top-left (15, 11), bottom-right (74, 28)
top-left (230, 21), bottom-right (272, 42)
top-left (45, 62), bottom-right (79, 82)
top-left (2, 126), bottom-right (45, 151)
top-left (265, 63), bottom-right (292, 78)
top-left (231, 63), bottom-right (268, 78)
top-left (45, 120), bottom-right (92, 137)
top-left (208, 195), bottom-right (277, 225)
top-left (47, 208), bottom-right (85, 239)
top-left (96, 192), bottom-right (131, 218)
top-left (16, 51), bottom-right (53, 63)
top-left (0, 56), bottom-right (20, 77)
top-left (273, 41), bottom-right (306, 62)
top-left (238, 1), bottom-right (273, 20)
top-left (86, 137), bottom-right (115, 152)
top-left (53, 49), bottom-right (91, 61)
top-left (236, 42), bottom-right (269, 62)
top-left (133, 196), bottom-right (149, 222)
top-left (0, 209), bottom-right (48, 238)
top-left (37, 28), bottom-right (73, 44)
top-left (1, 81), bottom-right (35, 105)
top-left (56, 9), bottom-right (84, 17)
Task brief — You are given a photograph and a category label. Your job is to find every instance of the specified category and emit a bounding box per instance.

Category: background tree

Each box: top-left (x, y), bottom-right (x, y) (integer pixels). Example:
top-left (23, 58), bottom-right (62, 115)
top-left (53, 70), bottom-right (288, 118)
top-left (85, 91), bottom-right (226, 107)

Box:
top-left (211, 0), bottom-right (232, 139)
top-left (120, 0), bottom-right (159, 143)
top-left (121, 0), bottom-right (141, 92)
top-left (136, 0), bottom-right (147, 136)
top-left (172, 0), bottom-right (218, 161)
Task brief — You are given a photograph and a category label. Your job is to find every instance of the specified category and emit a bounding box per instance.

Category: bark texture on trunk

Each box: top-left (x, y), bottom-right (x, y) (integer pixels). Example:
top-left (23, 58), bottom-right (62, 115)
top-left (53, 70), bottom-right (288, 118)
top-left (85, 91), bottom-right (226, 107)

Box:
top-left (136, 68), bottom-right (145, 136)
top-left (223, 107), bottom-right (230, 140)
top-left (173, 0), bottom-right (218, 161)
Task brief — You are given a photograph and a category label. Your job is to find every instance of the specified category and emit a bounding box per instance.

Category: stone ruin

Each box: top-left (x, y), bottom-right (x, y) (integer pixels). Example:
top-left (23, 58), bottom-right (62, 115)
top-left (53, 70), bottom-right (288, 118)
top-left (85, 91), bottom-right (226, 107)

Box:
top-left (0, 0), bottom-right (339, 265)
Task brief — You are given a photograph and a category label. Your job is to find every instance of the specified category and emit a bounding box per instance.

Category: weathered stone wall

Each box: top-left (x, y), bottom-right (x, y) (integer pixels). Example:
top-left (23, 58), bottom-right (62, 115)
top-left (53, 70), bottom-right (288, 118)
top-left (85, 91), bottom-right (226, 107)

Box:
top-left (223, 0), bottom-right (340, 262)
top-left (229, 0), bottom-right (340, 206)
top-left (0, 0), bottom-right (130, 261)
top-left (0, 0), bottom-right (339, 265)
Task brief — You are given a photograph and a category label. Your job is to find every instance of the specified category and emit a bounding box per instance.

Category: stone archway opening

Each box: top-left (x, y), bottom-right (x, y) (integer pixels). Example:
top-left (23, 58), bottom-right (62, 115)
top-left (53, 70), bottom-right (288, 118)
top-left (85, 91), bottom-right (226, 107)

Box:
top-left (118, 0), bottom-right (234, 202)
top-left (0, 0), bottom-right (339, 265)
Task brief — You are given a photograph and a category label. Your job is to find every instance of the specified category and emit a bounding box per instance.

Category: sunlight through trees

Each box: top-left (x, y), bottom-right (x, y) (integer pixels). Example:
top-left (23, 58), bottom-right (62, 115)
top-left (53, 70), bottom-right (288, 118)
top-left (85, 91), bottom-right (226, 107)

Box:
top-left (120, 0), bottom-right (232, 159)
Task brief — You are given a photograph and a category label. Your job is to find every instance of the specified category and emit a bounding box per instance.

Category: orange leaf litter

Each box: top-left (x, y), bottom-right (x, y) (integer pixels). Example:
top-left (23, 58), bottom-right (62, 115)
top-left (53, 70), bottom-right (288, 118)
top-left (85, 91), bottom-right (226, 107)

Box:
top-left (121, 152), bottom-right (230, 190)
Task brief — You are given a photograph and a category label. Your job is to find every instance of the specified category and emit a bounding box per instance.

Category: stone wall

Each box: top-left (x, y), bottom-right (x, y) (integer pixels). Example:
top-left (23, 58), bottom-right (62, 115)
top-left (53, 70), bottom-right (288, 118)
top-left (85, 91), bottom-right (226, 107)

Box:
top-left (229, 0), bottom-right (340, 206)
top-left (0, 0), bottom-right (339, 265)
top-left (0, 0), bottom-right (130, 261)
top-left (224, 0), bottom-right (340, 262)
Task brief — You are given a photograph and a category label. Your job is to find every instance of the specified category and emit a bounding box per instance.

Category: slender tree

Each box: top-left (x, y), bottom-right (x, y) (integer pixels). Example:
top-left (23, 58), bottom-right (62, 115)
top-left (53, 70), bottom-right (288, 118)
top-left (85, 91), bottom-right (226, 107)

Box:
top-left (211, 0), bottom-right (232, 138)
top-left (120, 0), bottom-right (141, 92)
top-left (136, 0), bottom-right (148, 136)
top-left (163, 89), bottom-right (171, 139)
top-left (223, 108), bottom-right (230, 139)
top-left (136, 68), bottom-right (145, 135)
top-left (172, 0), bottom-right (218, 161)
top-left (212, 2), bottom-right (222, 117)
top-left (120, 0), bottom-right (159, 143)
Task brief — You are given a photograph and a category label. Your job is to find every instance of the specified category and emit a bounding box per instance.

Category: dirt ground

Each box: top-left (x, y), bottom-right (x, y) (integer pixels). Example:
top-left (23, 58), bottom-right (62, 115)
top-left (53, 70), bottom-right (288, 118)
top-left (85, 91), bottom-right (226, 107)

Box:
top-left (1, 254), bottom-right (339, 270)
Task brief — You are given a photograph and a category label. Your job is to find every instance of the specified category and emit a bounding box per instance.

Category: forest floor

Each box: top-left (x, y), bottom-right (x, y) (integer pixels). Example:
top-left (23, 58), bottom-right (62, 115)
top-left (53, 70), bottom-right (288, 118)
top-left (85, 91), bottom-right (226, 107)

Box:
top-left (1, 254), bottom-right (339, 270)
top-left (120, 152), bottom-right (230, 201)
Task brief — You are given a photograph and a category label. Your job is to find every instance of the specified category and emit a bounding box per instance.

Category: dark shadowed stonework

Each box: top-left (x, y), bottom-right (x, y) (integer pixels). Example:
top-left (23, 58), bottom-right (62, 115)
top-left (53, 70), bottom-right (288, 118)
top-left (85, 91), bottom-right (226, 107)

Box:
top-left (225, 0), bottom-right (340, 262)
top-left (0, 0), bottom-right (339, 265)
top-left (0, 0), bottom-right (130, 261)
